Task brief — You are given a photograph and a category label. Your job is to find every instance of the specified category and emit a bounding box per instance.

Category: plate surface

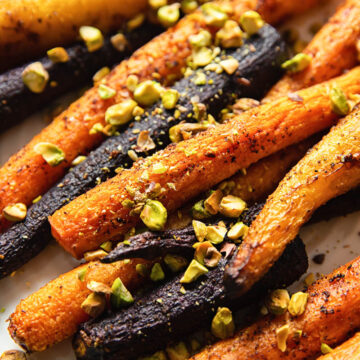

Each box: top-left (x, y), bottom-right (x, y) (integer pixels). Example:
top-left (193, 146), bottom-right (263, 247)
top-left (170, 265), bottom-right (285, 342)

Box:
top-left (1, 1), bottom-right (358, 358)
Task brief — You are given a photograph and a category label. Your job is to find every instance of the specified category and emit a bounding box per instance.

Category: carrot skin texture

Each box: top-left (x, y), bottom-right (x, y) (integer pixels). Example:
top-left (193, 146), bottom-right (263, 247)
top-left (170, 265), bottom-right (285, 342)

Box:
top-left (265, 0), bottom-right (360, 101)
top-left (316, 332), bottom-right (360, 360)
top-left (192, 255), bottom-right (360, 360)
top-left (8, 259), bottom-right (147, 352)
top-left (226, 108), bottom-right (360, 297)
top-left (50, 67), bottom-right (360, 258)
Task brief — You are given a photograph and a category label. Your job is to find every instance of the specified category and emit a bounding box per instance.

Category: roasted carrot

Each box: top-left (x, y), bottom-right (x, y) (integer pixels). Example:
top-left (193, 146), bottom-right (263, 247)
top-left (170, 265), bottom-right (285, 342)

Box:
top-left (192, 255), bottom-right (360, 360)
top-left (225, 107), bottom-right (360, 297)
top-left (50, 67), bottom-right (360, 258)
top-left (265, 0), bottom-right (360, 101)
top-left (316, 333), bottom-right (360, 360)
top-left (0, 0), bottom-right (325, 233)
top-left (8, 258), bottom-right (148, 352)
top-left (0, 0), bottom-right (148, 71)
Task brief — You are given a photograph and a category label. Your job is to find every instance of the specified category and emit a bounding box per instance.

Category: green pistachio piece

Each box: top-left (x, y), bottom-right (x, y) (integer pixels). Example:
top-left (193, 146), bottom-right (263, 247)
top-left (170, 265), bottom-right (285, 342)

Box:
top-left (127, 13), bottom-right (145, 31)
top-left (83, 249), bottom-right (108, 262)
top-left (193, 71), bottom-right (207, 85)
top-left (219, 195), bottom-right (246, 218)
top-left (149, 0), bottom-right (167, 9)
top-left (32, 195), bottom-right (42, 204)
top-left (211, 307), bottom-right (235, 339)
top-left (194, 241), bottom-right (221, 267)
top-left (3, 203), bottom-right (27, 222)
top-left (126, 74), bottom-right (139, 92)
top-left (204, 189), bottom-right (223, 215)
top-left (110, 277), bottom-right (134, 309)
top-left (110, 33), bottom-right (128, 52)
top-left (281, 53), bottom-right (312, 73)
top-left (181, 0), bottom-right (198, 14)
top-left (161, 89), bottom-right (180, 109)
top-left (136, 263), bottom-right (149, 277)
top-left (34, 142), bottom-right (65, 166)
top-left (219, 58), bottom-right (239, 75)
top-left (98, 84), bottom-right (116, 99)
top-left (215, 20), bottom-right (243, 48)
top-left (164, 254), bottom-right (188, 272)
top-left (205, 225), bottom-right (227, 244)
top-left (77, 268), bottom-right (87, 282)
top-left (192, 220), bottom-right (207, 242)
top-left (0, 350), bottom-right (28, 360)
top-left (192, 47), bottom-right (214, 68)
top-left (93, 66), bottom-right (110, 83)
top-left (158, 4), bottom-right (180, 27)
top-left (240, 10), bottom-right (265, 35)
top-left (191, 199), bottom-right (212, 220)
top-left (180, 259), bottom-right (208, 283)
top-left (47, 47), bottom-right (69, 63)
top-left (100, 241), bottom-right (113, 252)
top-left (276, 324), bottom-right (289, 352)
top-left (79, 26), bottom-right (104, 52)
top-left (134, 80), bottom-right (163, 106)
top-left (265, 289), bottom-right (290, 315)
top-left (150, 263), bottom-right (165, 282)
top-left (227, 222), bottom-right (249, 241)
top-left (189, 30), bottom-right (212, 48)
top-left (87, 280), bottom-right (112, 295)
top-left (22, 62), bottom-right (49, 93)
top-left (81, 292), bottom-right (106, 317)
top-left (105, 99), bottom-right (137, 126)
top-left (330, 86), bottom-right (350, 116)
top-left (166, 342), bottom-right (190, 360)
top-left (321, 343), bottom-right (333, 355)
top-left (140, 199), bottom-right (168, 231)
top-left (71, 155), bottom-right (87, 166)
top-left (201, 3), bottom-right (228, 27)
top-left (288, 292), bottom-right (309, 317)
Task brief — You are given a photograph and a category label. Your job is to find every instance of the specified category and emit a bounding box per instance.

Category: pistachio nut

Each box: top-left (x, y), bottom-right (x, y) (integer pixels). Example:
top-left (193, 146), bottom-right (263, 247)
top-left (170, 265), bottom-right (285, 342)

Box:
top-left (161, 89), bottom-right (180, 109)
top-left (194, 241), bottom-right (221, 267)
top-left (126, 74), bottom-right (139, 92)
top-left (127, 13), bottom-right (145, 31)
top-left (87, 280), bottom-right (112, 295)
top-left (98, 84), bottom-right (116, 99)
top-left (204, 189), bottom-right (223, 215)
top-left (321, 343), bottom-right (333, 355)
top-left (83, 249), bottom-right (108, 262)
top-left (77, 268), bottom-right (87, 282)
top-left (330, 86), bottom-right (350, 116)
top-left (110, 277), bottom-right (134, 309)
top-left (34, 142), bottom-right (65, 166)
top-left (192, 47), bottom-right (213, 68)
top-left (215, 20), bottom-right (243, 48)
top-left (276, 324), bottom-right (289, 352)
top-left (22, 62), bottom-right (49, 93)
top-left (81, 292), bottom-right (106, 317)
top-left (105, 99), bottom-right (137, 126)
top-left (211, 307), bottom-right (235, 339)
top-left (219, 58), bottom-right (239, 75)
top-left (110, 33), bottom-right (128, 52)
top-left (99, 241), bottom-right (112, 252)
top-left (164, 254), bottom-right (188, 272)
top-left (166, 342), bottom-right (190, 360)
top-left (149, 0), bottom-right (167, 9)
top-left (205, 225), bottom-right (227, 244)
top-left (180, 259), bottom-right (208, 283)
top-left (201, 3), bottom-right (228, 27)
top-left (47, 47), bottom-right (69, 63)
top-left (189, 30), bottom-right (212, 48)
top-left (192, 219), bottom-right (208, 242)
top-left (169, 122), bottom-right (210, 143)
top-left (3, 203), bottom-right (27, 222)
top-left (136, 130), bottom-right (156, 152)
top-left (150, 262), bottom-right (165, 281)
top-left (158, 4), bottom-right (180, 27)
top-left (140, 199), bottom-right (168, 231)
top-left (219, 195), bottom-right (246, 218)
top-left (240, 11), bottom-right (265, 35)
top-left (181, 0), bottom-right (198, 14)
top-left (227, 222), bottom-right (249, 241)
top-left (281, 53), bottom-right (312, 73)
top-left (191, 199), bottom-right (212, 220)
top-left (288, 292), bottom-right (309, 317)
top-left (134, 80), bottom-right (163, 106)
top-left (92, 66), bottom-right (110, 83)
top-left (79, 26), bottom-right (104, 52)
top-left (265, 289), bottom-right (290, 315)
top-left (71, 155), bottom-right (87, 166)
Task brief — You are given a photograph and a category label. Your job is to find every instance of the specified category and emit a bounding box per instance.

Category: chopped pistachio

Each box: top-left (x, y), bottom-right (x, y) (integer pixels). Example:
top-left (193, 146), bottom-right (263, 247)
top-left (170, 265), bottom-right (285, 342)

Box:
top-left (136, 263), bottom-right (149, 277)
top-left (149, 0), bottom-right (167, 9)
top-left (194, 241), bottom-right (221, 267)
top-left (32, 195), bottom-right (42, 204)
top-left (100, 241), bottom-right (112, 252)
top-left (158, 4), bottom-right (180, 27)
top-left (189, 30), bottom-right (212, 48)
top-left (288, 292), bottom-right (309, 317)
top-left (204, 189), bottom-right (223, 215)
top-left (81, 292), bottom-right (106, 317)
top-left (330, 86), bottom-right (350, 116)
top-left (321, 343), bottom-right (333, 355)
top-left (47, 47), bottom-right (69, 63)
top-left (191, 199), bottom-right (212, 220)
top-left (34, 142), bottom-right (65, 166)
top-left (304, 272), bottom-right (315, 286)
top-left (201, 3), bottom-right (228, 27)
top-left (164, 254), bottom-right (188, 272)
top-left (0, 350), bottom-right (28, 360)
top-left (133, 105), bottom-right (145, 117)
top-left (110, 32), bottom-right (128, 52)
top-left (265, 289), bottom-right (290, 315)
top-left (211, 307), bottom-right (235, 339)
top-left (92, 66), bottom-right (110, 83)
top-left (89, 122), bottom-right (104, 135)
top-left (128, 150), bottom-right (139, 162)
top-left (134, 80), bottom-right (163, 106)
top-left (111, 277), bottom-right (134, 309)
top-left (293, 329), bottom-right (303, 339)
top-left (77, 268), bottom-right (87, 282)
top-left (170, 122), bottom-right (210, 143)
top-left (192, 220), bottom-right (207, 242)
top-left (153, 162), bottom-right (168, 174)
top-left (233, 97), bottom-right (260, 113)
top-left (105, 99), bottom-right (137, 125)
top-left (126, 74), bottom-right (139, 92)
top-left (181, 0), bottom-right (198, 14)
top-left (71, 155), bottom-right (87, 166)
top-left (193, 71), bottom-right (207, 85)
top-left (180, 259), bottom-right (208, 283)
top-left (87, 280), bottom-right (112, 295)
top-left (150, 263), bottom-right (165, 281)
top-left (127, 13), bottom-right (145, 31)
top-left (240, 11), bottom-right (265, 35)
top-left (166, 342), bottom-right (190, 360)
top-left (205, 225), bottom-right (227, 245)
top-left (227, 222), bottom-right (249, 241)
top-left (192, 47), bottom-right (213, 67)
top-left (140, 199), bottom-right (167, 231)
top-left (3, 203), bottom-right (27, 222)
top-left (219, 195), bottom-right (246, 218)
top-left (98, 84), bottom-right (116, 99)
top-left (79, 26), bottom-right (104, 52)
top-left (281, 53), bottom-right (312, 73)
top-left (136, 130), bottom-right (156, 152)
top-left (219, 58), bottom-right (239, 75)
top-left (276, 324), bottom-right (290, 352)
top-left (22, 62), bottom-right (49, 93)
top-left (83, 249), bottom-right (108, 262)
top-left (215, 20), bottom-right (243, 48)
top-left (161, 89), bottom-right (180, 109)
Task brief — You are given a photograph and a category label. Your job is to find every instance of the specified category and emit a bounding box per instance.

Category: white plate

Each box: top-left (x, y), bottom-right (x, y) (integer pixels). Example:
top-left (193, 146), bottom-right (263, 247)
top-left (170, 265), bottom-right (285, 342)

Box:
top-left (1, 1), bottom-right (359, 358)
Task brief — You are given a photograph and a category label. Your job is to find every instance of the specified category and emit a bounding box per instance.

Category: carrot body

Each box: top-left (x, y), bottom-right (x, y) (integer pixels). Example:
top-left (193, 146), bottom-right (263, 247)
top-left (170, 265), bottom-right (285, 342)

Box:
top-left (193, 255), bottom-right (360, 360)
top-left (316, 333), bottom-right (360, 360)
top-left (265, 0), bottom-right (360, 101)
top-left (8, 258), bottom-right (148, 352)
top-left (50, 67), bottom-right (360, 258)
top-left (226, 107), bottom-right (360, 297)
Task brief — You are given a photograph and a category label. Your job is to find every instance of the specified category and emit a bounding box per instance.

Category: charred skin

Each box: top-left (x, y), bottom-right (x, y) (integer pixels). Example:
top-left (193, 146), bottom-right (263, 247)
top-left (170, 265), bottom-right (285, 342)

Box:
top-left (0, 23), bottom-right (163, 133)
top-left (73, 204), bottom-right (307, 360)
top-left (0, 25), bottom-right (286, 278)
